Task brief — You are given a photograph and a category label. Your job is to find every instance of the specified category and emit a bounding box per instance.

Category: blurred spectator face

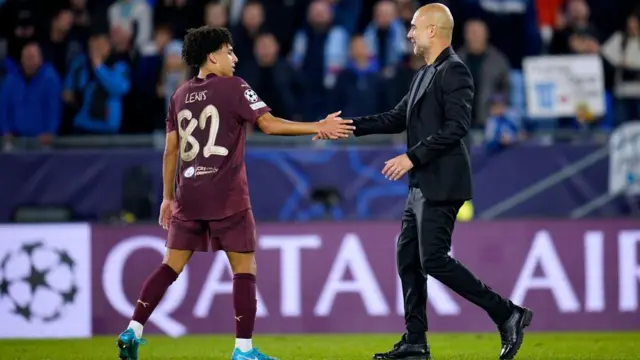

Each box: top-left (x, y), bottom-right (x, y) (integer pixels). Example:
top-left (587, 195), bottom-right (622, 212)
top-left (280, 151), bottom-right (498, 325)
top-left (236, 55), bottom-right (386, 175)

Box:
top-left (627, 14), bottom-right (639, 36)
top-left (490, 102), bottom-right (506, 116)
top-left (350, 36), bottom-right (370, 62)
top-left (155, 27), bottom-right (173, 51)
top-left (53, 9), bottom-right (74, 33)
top-left (397, 0), bottom-right (418, 23)
top-left (566, 0), bottom-right (589, 24)
top-left (205, 3), bottom-right (228, 28)
top-left (255, 34), bottom-right (279, 66)
top-left (110, 26), bottom-right (132, 52)
top-left (242, 3), bottom-right (264, 32)
top-left (464, 20), bottom-right (488, 54)
top-left (70, 0), bottom-right (86, 7)
top-left (21, 43), bottom-right (42, 76)
top-left (90, 35), bottom-right (111, 59)
top-left (308, 1), bottom-right (333, 29)
top-left (374, 1), bottom-right (398, 29)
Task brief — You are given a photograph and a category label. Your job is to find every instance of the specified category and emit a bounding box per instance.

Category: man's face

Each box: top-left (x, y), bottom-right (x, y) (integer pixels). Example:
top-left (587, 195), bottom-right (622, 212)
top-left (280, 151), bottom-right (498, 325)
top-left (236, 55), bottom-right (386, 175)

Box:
top-left (374, 1), bottom-right (397, 29)
top-left (567, 0), bottom-right (589, 23)
top-left (255, 35), bottom-right (278, 65)
top-left (407, 12), bottom-right (433, 56)
top-left (212, 44), bottom-right (237, 76)
top-left (242, 4), bottom-right (264, 31)
top-left (21, 44), bottom-right (42, 75)
top-left (308, 1), bottom-right (332, 29)
top-left (205, 3), bottom-right (228, 27)
top-left (54, 10), bottom-right (74, 33)
top-left (350, 36), bottom-right (369, 61)
top-left (464, 21), bottom-right (487, 53)
top-left (90, 35), bottom-right (111, 58)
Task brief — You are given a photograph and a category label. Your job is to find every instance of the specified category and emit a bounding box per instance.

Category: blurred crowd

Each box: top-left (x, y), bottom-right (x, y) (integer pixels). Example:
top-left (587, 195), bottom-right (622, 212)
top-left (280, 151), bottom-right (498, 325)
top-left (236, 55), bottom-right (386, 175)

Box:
top-left (0, 0), bottom-right (639, 150)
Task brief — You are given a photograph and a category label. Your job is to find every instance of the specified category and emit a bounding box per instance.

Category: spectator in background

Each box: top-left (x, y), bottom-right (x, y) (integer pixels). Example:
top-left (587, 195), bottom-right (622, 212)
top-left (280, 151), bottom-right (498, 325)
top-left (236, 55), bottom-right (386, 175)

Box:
top-left (131, 25), bottom-right (173, 131)
top-left (0, 43), bottom-right (61, 148)
top-left (458, 19), bottom-right (511, 127)
top-left (108, 0), bottom-right (153, 50)
top-left (290, 0), bottom-right (349, 121)
top-left (232, 0), bottom-right (267, 67)
top-left (364, 0), bottom-right (407, 78)
top-left (330, 35), bottom-right (382, 117)
top-left (154, 0), bottom-right (194, 40)
top-left (396, 0), bottom-right (419, 30)
top-left (237, 33), bottom-right (296, 121)
top-left (328, 0), bottom-right (362, 35)
top-left (40, 8), bottom-right (83, 78)
top-left (110, 26), bottom-right (135, 64)
top-left (158, 40), bottom-right (188, 115)
top-left (64, 33), bottom-right (130, 134)
top-left (0, 0), bottom-right (37, 61)
top-left (453, 0), bottom-right (541, 69)
top-left (69, 0), bottom-right (91, 44)
top-left (388, 54), bottom-right (424, 110)
top-left (549, 0), bottom-right (599, 55)
top-left (204, 1), bottom-right (228, 28)
top-left (601, 9), bottom-right (640, 122)
top-left (485, 94), bottom-right (522, 154)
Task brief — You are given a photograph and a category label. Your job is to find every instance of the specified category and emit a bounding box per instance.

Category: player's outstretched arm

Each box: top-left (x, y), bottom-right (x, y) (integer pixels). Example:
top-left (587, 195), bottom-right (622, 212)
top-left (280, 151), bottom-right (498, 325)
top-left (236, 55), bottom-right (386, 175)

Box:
top-left (313, 95), bottom-right (409, 141)
top-left (256, 111), bottom-right (355, 138)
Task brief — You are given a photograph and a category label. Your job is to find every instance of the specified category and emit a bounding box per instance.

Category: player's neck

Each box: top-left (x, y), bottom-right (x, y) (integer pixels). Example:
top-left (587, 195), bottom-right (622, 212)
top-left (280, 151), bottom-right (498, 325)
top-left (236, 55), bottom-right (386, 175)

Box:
top-left (197, 68), bottom-right (223, 79)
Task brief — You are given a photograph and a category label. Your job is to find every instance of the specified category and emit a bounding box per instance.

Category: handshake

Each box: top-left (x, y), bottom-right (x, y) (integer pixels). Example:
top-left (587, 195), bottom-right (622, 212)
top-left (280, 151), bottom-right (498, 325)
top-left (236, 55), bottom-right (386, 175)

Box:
top-left (313, 111), bottom-right (355, 141)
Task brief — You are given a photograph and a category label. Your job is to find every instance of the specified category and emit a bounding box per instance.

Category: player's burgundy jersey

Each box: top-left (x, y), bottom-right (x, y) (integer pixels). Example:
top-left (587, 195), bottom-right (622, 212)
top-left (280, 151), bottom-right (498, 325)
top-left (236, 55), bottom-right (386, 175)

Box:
top-left (166, 74), bottom-right (271, 220)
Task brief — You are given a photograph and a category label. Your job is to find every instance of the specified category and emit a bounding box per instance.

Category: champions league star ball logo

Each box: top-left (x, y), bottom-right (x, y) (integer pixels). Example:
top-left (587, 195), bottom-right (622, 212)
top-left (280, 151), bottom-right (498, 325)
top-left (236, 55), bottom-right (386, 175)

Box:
top-left (0, 241), bottom-right (79, 323)
top-left (244, 89), bottom-right (259, 103)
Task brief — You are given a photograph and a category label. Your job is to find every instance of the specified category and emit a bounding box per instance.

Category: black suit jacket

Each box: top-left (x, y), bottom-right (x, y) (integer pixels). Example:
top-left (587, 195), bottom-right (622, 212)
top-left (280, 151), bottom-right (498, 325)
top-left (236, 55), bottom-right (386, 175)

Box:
top-left (353, 47), bottom-right (473, 202)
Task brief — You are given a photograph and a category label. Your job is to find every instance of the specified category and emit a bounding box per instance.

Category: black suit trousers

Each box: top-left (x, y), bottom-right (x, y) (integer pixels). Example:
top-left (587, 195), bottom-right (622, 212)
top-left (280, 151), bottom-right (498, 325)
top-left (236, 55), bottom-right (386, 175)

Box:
top-left (397, 188), bottom-right (513, 344)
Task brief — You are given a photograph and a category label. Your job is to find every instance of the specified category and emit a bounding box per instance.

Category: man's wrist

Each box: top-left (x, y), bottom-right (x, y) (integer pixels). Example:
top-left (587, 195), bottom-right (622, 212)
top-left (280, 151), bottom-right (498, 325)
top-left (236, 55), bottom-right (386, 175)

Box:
top-left (312, 121), bottom-right (322, 134)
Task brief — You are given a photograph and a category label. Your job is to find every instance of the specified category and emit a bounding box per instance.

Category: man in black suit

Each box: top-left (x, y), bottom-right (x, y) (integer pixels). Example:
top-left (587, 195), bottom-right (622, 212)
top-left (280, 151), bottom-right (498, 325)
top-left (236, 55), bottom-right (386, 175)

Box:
top-left (316, 3), bottom-right (532, 360)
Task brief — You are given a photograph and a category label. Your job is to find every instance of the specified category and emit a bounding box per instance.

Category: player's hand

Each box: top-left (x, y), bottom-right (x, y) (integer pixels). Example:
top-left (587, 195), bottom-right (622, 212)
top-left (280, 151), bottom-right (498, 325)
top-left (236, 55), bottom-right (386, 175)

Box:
top-left (314, 111), bottom-right (355, 140)
top-left (158, 199), bottom-right (174, 230)
top-left (382, 154), bottom-right (414, 181)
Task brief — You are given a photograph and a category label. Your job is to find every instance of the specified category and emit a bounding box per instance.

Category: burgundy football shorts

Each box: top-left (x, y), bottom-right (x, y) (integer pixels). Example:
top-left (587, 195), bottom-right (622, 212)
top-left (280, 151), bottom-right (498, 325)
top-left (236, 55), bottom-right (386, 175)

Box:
top-left (166, 209), bottom-right (256, 252)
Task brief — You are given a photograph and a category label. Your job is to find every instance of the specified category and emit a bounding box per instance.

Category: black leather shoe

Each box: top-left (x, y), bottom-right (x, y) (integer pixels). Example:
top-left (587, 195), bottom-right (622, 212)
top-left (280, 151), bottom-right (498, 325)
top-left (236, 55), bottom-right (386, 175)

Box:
top-left (372, 335), bottom-right (431, 360)
top-left (498, 306), bottom-right (534, 359)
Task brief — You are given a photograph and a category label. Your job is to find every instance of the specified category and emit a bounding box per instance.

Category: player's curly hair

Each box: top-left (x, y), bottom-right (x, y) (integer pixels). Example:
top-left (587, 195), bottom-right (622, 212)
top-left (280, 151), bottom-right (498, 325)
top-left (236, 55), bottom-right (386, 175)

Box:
top-left (181, 26), bottom-right (234, 67)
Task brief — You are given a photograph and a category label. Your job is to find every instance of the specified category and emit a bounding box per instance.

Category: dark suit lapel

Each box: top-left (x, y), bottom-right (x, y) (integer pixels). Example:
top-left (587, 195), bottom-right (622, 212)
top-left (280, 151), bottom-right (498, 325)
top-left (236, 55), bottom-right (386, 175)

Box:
top-left (408, 65), bottom-right (436, 116)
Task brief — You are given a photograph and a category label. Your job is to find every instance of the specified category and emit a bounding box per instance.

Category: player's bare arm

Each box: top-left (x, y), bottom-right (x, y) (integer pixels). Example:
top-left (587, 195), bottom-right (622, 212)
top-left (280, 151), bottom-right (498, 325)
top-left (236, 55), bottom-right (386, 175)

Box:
top-left (256, 111), bottom-right (355, 138)
top-left (159, 130), bottom-right (178, 229)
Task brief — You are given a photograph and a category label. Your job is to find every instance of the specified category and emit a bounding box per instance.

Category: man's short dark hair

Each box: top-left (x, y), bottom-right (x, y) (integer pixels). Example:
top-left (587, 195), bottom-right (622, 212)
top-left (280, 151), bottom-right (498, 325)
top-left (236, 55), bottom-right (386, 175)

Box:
top-left (182, 26), bottom-right (234, 67)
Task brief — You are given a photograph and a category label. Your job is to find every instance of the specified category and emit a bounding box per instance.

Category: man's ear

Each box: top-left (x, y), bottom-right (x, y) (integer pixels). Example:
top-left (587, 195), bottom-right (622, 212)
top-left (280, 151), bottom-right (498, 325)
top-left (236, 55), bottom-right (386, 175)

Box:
top-left (208, 53), bottom-right (217, 64)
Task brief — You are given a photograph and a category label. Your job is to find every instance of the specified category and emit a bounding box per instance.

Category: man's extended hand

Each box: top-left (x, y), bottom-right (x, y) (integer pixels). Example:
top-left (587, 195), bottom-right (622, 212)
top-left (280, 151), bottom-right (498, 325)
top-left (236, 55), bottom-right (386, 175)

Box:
top-left (382, 154), bottom-right (414, 180)
top-left (313, 111), bottom-right (355, 140)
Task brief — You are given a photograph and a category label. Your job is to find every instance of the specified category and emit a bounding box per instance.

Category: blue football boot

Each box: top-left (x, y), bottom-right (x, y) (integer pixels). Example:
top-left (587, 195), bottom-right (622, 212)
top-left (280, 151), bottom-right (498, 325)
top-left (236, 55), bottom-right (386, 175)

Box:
top-left (231, 347), bottom-right (279, 360)
top-left (116, 328), bottom-right (145, 360)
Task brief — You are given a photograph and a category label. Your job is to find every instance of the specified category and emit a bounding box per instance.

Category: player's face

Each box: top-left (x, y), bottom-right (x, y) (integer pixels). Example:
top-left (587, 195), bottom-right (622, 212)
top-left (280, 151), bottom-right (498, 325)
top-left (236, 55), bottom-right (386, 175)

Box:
top-left (212, 44), bottom-right (238, 77)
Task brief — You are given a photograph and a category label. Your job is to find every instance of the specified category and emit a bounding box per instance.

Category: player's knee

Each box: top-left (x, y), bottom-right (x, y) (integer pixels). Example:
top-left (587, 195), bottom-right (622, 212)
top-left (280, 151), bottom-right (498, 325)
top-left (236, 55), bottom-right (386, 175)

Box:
top-left (227, 252), bottom-right (257, 275)
top-left (162, 249), bottom-right (192, 274)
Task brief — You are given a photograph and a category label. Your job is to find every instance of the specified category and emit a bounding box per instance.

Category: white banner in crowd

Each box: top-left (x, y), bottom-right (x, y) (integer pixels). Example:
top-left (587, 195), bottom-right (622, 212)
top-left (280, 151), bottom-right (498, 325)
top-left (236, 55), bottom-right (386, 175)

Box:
top-left (0, 224), bottom-right (92, 338)
top-left (609, 121), bottom-right (640, 195)
top-left (523, 55), bottom-right (605, 118)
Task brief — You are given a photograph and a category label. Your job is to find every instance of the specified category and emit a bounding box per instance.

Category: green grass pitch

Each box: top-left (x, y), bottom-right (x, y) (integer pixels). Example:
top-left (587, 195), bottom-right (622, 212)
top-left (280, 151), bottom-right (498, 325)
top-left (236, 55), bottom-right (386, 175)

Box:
top-left (0, 332), bottom-right (638, 359)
